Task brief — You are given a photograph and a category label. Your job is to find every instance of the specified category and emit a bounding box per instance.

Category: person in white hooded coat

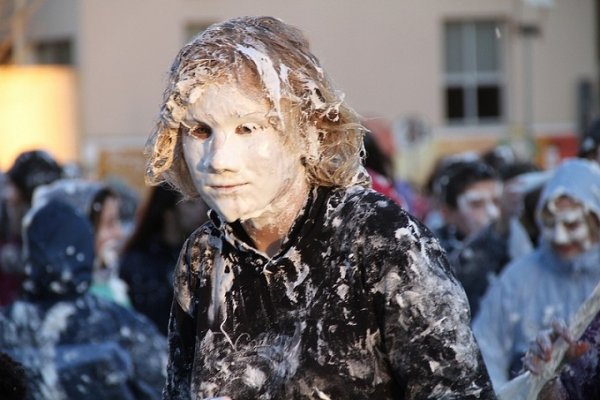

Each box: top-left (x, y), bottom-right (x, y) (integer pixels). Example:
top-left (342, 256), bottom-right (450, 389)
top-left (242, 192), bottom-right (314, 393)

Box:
top-left (473, 158), bottom-right (600, 390)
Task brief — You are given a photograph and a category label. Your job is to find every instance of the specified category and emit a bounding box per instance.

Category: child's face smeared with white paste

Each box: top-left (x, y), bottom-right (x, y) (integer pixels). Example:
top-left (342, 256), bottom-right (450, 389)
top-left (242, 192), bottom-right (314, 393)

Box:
top-left (540, 196), bottom-right (597, 260)
top-left (454, 180), bottom-right (501, 237)
top-left (181, 82), bottom-right (306, 223)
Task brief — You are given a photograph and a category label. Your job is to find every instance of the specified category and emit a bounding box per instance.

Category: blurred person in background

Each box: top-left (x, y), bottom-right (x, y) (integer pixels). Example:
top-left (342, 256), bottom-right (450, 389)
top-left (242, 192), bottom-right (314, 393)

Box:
top-left (362, 131), bottom-right (406, 206)
top-left (362, 117), bottom-right (426, 217)
top-left (473, 158), bottom-right (600, 390)
top-left (32, 179), bottom-right (131, 306)
top-left (450, 156), bottom-right (544, 318)
top-left (0, 150), bottom-right (62, 306)
top-left (105, 177), bottom-right (141, 238)
top-left (0, 199), bottom-right (166, 399)
top-left (119, 183), bottom-right (208, 335)
top-left (429, 155), bottom-right (501, 256)
top-left (423, 152), bottom-right (479, 233)
top-left (481, 144), bottom-right (517, 175)
top-left (496, 160), bottom-right (548, 248)
top-left (481, 143), bottom-right (548, 245)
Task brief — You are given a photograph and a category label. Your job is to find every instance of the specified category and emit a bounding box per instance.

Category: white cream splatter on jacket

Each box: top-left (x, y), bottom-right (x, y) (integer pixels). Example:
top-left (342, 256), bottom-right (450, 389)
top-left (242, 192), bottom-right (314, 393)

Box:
top-left (164, 186), bottom-right (495, 399)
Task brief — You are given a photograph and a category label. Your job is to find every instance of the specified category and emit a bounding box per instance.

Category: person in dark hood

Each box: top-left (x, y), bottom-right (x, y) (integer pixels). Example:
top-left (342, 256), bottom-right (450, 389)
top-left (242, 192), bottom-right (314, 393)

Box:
top-left (0, 150), bottom-right (62, 306)
top-left (473, 158), bottom-right (600, 391)
top-left (0, 199), bottom-right (166, 399)
top-left (145, 16), bottom-right (495, 399)
top-left (33, 178), bottom-right (131, 306)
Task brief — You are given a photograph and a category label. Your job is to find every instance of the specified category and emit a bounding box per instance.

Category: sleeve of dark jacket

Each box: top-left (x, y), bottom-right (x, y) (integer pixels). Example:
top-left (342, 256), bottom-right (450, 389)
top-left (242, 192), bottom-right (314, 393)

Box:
top-left (359, 202), bottom-right (496, 399)
top-left (163, 238), bottom-right (197, 400)
top-left (114, 311), bottom-right (167, 399)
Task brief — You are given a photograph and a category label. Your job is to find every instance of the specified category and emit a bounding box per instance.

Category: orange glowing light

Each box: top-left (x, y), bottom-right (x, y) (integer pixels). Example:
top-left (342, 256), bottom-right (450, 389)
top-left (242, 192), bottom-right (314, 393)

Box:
top-left (0, 66), bottom-right (79, 170)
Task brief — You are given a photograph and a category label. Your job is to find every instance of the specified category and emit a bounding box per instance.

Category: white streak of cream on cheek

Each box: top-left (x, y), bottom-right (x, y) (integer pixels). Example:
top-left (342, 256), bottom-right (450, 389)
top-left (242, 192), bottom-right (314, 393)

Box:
top-left (544, 218), bottom-right (590, 247)
top-left (572, 224), bottom-right (592, 248)
top-left (254, 139), bottom-right (271, 159)
top-left (542, 224), bottom-right (565, 246)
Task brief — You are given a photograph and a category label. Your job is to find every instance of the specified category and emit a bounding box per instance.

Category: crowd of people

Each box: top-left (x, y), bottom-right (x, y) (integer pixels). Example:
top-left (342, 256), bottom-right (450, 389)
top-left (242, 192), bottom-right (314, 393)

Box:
top-left (0, 150), bottom-right (211, 398)
top-left (2, 15), bottom-right (600, 400)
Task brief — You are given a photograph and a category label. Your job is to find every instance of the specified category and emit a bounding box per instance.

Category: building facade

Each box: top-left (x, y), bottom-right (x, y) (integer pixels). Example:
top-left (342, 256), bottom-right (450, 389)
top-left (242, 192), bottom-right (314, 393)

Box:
top-left (2, 0), bottom-right (597, 188)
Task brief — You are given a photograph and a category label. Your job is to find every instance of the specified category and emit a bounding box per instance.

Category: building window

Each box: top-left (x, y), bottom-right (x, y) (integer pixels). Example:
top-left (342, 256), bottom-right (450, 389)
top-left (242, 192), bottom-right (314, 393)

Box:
top-left (444, 21), bottom-right (504, 125)
top-left (34, 39), bottom-right (73, 65)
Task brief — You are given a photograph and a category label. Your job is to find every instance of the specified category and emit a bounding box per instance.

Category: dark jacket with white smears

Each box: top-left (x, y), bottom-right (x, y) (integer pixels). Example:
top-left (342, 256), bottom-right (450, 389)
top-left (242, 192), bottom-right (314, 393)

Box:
top-left (0, 200), bottom-right (167, 399)
top-left (165, 186), bottom-right (495, 399)
top-left (560, 312), bottom-right (600, 399)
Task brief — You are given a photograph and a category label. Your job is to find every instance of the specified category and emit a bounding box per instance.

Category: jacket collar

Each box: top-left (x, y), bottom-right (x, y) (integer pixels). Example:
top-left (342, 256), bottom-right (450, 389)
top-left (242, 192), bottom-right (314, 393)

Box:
top-left (207, 186), bottom-right (329, 258)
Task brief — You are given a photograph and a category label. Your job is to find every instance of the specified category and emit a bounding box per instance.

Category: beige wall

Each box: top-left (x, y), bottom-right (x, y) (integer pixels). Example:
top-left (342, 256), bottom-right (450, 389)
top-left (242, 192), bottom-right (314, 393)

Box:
top-left (76, 0), bottom-right (596, 130)
top-left (530, 1), bottom-right (596, 127)
top-left (24, 0), bottom-right (598, 184)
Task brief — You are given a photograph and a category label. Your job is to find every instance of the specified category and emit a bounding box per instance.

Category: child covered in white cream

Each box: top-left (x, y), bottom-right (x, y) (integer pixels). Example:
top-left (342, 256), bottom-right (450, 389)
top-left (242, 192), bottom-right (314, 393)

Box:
top-left (146, 16), bottom-right (495, 400)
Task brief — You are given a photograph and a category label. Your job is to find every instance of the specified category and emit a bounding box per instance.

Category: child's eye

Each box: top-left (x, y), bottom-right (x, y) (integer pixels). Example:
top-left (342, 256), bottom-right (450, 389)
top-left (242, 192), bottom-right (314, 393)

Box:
top-left (235, 123), bottom-right (259, 135)
top-left (187, 123), bottom-right (212, 140)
